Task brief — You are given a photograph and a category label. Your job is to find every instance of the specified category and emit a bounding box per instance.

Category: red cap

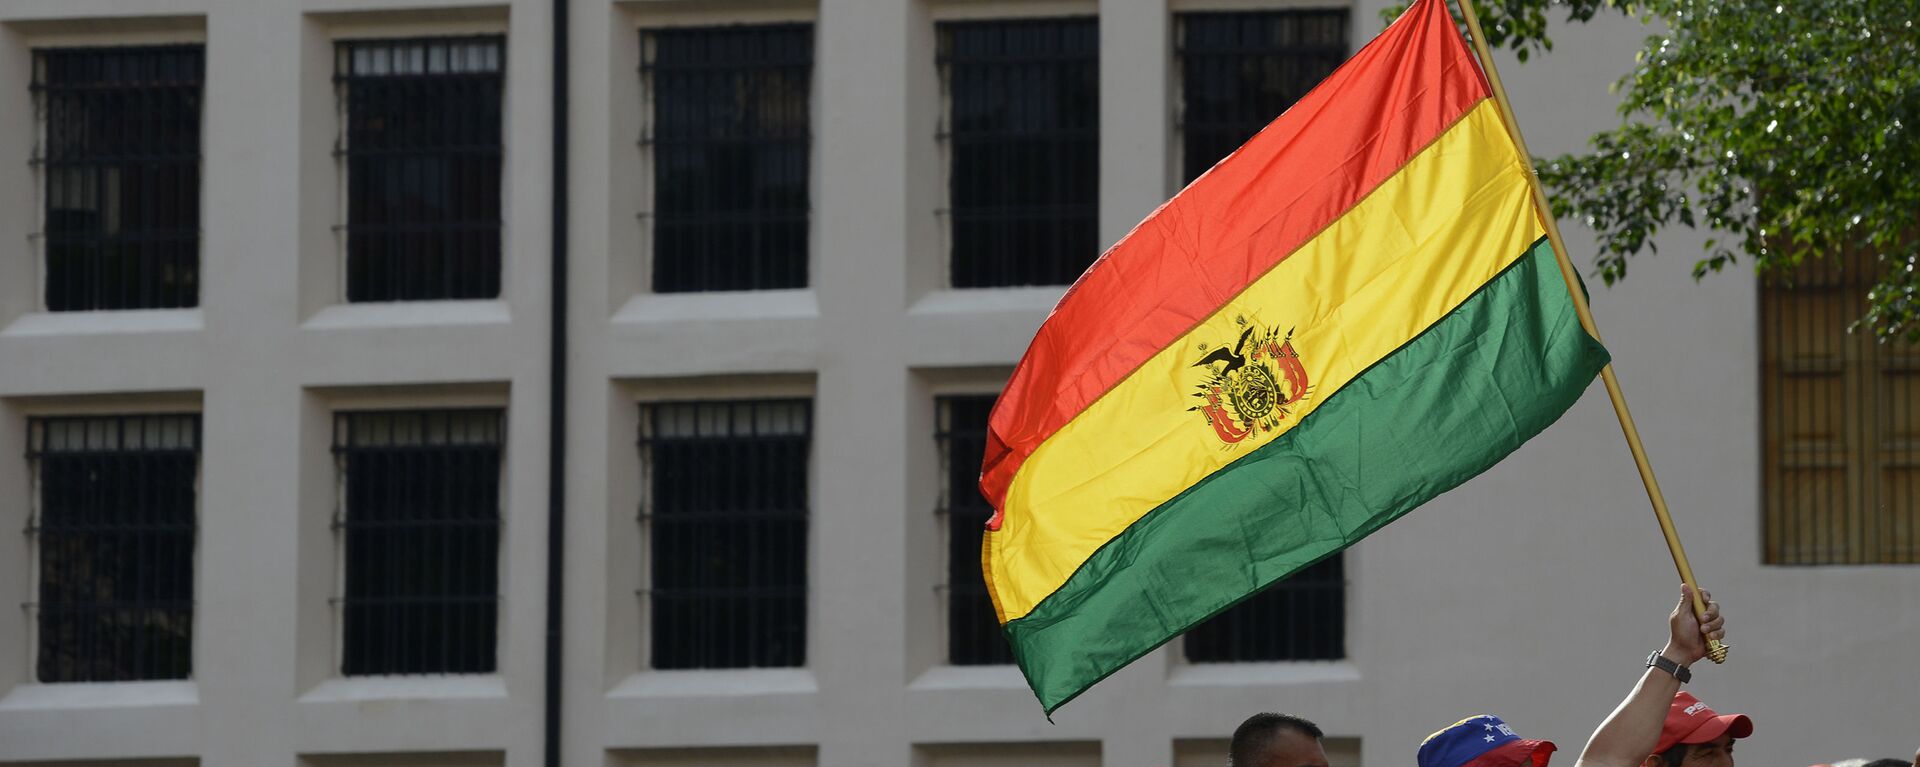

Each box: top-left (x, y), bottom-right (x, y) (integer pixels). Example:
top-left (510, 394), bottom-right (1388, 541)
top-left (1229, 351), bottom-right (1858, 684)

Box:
top-left (1655, 692), bottom-right (1754, 754)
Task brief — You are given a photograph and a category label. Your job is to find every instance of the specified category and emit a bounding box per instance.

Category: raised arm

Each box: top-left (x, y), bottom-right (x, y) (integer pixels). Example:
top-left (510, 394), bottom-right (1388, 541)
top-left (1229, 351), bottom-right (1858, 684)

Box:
top-left (1574, 585), bottom-right (1725, 767)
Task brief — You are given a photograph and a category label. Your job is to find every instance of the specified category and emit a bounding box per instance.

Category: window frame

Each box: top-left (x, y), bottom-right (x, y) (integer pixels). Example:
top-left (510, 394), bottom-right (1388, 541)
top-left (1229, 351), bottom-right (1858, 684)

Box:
top-left (30, 43), bottom-right (206, 313)
top-left (1172, 7), bottom-right (1350, 185)
top-left (637, 397), bottom-right (814, 670)
top-left (329, 407), bottom-right (507, 676)
top-left (25, 412), bottom-right (202, 683)
top-left (934, 14), bottom-right (1102, 290)
top-left (331, 34), bottom-right (508, 304)
top-left (934, 393), bottom-right (1013, 666)
top-left (1759, 248), bottom-right (1919, 565)
top-left (638, 22), bottom-right (816, 294)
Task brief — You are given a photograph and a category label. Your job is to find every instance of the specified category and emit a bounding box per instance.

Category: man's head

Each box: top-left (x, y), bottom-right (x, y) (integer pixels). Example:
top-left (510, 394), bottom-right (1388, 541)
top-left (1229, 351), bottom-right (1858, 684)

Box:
top-left (1230, 713), bottom-right (1328, 767)
top-left (1418, 715), bottom-right (1557, 767)
top-left (1641, 692), bottom-right (1753, 767)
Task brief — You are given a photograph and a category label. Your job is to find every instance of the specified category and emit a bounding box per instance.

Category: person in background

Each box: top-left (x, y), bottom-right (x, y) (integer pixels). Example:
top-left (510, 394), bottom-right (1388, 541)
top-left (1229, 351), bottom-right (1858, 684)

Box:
top-left (1576, 585), bottom-right (1743, 767)
top-left (1229, 713), bottom-right (1329, 767)
top-left (1417, 586), bottom-right (1727, 767)
top-left (1638, 691), bottom-right (1751, 767)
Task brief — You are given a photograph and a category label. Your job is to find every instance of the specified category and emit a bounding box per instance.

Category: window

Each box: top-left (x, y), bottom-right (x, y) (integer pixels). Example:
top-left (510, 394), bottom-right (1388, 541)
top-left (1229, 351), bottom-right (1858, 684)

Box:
top-left (937, 395), bottom-right (1012, 665)
top-left (1761, 251), bottom-right (1919, 564)
top-left (33, 46), bottom-right (204, 311)
top-left (336, 37), bottom-right (505, 302)
top-left (643, 24), bottom-right (813, 292)
top-left (1174, 10), bottom-right (1350, 663)
top-left (333, 409), bottom-right (503, 675)
top-left (1183, 555), bottom-right (1344, 662)
top-left (938, 18), bottom-right (1098, 288)
top-left (27, 414), bottom-right (199, 682)
top-left (1176, 10), bottom-right (1348, 183)
top-left (640, 400), bottom-right (809, 669)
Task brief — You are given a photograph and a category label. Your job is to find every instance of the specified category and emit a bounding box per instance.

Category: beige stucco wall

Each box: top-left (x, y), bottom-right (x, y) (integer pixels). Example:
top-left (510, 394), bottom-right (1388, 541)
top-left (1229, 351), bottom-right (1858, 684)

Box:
top-left (0, 0), bottom-right (1913, 766)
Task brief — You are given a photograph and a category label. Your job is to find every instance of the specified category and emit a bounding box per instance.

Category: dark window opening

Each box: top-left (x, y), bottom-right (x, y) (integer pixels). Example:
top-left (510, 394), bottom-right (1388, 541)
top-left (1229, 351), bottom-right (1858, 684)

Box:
top-left (1177, 10), bottom-right (1348, 184)
top-left (334, 409), bottom-right (503, 675)
top-left (336, 37), bottom-right (505, 302)
top-left (29, 414), bottom-right (199, 682)
top-left (937, 394), bottom-right (1013, 665)
top-left (33, 46), bottom-right (204, 311)
top-left (938, 18), bottom-right (1099, 288)
top-left (641, 399), bottom-right (811, 669)
top-left (643, 24), bottom-right (813, 292)
top-left (1184, 554), bottom-right (1345, 662)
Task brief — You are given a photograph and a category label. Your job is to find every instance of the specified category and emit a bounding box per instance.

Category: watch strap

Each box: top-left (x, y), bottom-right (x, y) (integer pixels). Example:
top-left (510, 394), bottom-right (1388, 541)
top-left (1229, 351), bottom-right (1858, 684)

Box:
top-left (1646, 651), bottom-right (1692, 684)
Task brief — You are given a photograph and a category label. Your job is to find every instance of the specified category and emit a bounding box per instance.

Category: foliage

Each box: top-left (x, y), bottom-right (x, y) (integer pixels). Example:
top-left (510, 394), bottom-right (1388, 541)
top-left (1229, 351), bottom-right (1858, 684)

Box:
top-left (1385, 0), bottom-right (1920, 341)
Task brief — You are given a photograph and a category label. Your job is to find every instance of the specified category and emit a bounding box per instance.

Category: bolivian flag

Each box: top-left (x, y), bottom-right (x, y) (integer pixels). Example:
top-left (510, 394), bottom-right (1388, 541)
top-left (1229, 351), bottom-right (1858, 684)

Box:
top-left (980, 0), bottom-right (1611, 713)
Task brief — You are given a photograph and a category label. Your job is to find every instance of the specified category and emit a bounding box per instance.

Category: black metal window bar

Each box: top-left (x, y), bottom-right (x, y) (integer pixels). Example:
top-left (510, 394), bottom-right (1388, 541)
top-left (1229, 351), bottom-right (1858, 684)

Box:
top-left (1185, 554), bottom-right (1345, 662)
top-left (936, 395), bottom-right (1013, 665)
top-left (640, 399), bottom-right (810, 669)
top-left (27, 414), bottom-right (199, 682)
top-left (642, 24), bottom-right (813, 292)
top-left (938, 18), bottom-right (1099, 288)
top-left (335, 37), bottom-right (505, 302)
top-left (333, 409), bottom-right (503, 675)
top-left (1177, 10), bottom-right (1348, 184)
top-left (1761, 250), bottom-right (1919, 564)
top-left (32, 46), bottom-right (204, 311)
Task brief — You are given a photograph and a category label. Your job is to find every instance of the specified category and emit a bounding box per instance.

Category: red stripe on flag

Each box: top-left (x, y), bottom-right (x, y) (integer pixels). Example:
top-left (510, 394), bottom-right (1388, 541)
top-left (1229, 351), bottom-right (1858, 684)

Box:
top-left (981, 0), bottom-right (1491, 513)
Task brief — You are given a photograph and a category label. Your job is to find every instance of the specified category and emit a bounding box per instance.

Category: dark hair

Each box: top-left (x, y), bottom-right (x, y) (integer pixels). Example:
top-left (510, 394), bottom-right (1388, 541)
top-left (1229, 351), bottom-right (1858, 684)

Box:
top-left (1860, 760), bottom-right (1910, 767)
top-left (1230, 713), bottom-right (1324, 766)
top-left (1658, 745), bottom-right (1689, 767)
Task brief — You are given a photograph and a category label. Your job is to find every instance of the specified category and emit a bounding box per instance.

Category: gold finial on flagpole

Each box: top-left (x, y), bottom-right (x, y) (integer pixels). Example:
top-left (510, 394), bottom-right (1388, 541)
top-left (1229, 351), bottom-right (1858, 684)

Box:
top-left (1447, 0), bottom-right (1729, 664)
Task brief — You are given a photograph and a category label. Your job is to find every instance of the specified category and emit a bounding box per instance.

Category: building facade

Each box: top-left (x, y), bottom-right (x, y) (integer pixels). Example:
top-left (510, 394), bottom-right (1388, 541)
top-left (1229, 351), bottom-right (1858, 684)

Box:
top-left (0, 1), bottom-right (1913, 766)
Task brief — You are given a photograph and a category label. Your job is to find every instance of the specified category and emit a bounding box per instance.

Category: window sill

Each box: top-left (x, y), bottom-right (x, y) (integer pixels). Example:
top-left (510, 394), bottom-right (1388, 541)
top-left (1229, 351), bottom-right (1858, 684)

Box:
top-left (907, 664), bottom-right (1025, 692)
top-left (299, 674), bottom-right (507, 703)
top-left (612, 289), bottom-right (818, 324)
top-left (1, 308), bottom-right (203, 337)
top-left (0, 679), bottom-right (199, 710)
top-left (303, 300), bottom-right (510, 330)
top-left (908, 285), bottom-right (1065, 318)
top-left (607, 668), bottom-right (817, 699)
top-left (1168, 659), bottom-right (1360, 688)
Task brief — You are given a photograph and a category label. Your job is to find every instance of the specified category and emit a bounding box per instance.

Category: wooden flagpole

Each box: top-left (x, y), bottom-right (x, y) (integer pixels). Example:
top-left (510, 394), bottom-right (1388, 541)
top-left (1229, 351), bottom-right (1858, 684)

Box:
top-left (1450, 0), bottom-right (1728, 662)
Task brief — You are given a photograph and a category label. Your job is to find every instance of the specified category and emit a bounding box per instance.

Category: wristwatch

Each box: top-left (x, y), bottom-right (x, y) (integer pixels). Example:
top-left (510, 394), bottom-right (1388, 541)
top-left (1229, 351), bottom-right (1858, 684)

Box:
top-left (1646, 651), bottom-right (1691, 683)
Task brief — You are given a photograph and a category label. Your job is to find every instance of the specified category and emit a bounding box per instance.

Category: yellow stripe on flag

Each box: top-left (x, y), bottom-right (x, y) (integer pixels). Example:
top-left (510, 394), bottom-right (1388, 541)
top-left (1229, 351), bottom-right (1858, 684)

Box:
top-left (990, 101), bottom-right (1545, 620)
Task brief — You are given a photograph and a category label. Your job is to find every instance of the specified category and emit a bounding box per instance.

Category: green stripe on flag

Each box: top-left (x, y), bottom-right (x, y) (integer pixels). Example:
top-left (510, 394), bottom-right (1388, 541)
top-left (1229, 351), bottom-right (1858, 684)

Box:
top-left (1004, 237), bottom-right (1610, 713)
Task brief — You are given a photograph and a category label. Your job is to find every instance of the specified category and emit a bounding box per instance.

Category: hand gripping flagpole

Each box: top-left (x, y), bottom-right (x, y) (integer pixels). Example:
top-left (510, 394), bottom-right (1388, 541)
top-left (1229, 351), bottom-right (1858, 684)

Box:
top-left (1450, 0), bottom-right (1729, 663)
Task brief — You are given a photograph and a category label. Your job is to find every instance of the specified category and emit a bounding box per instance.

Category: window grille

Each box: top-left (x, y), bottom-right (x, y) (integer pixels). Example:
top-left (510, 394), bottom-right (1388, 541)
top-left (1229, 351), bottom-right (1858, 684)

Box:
top-left (1176, 10), bottom-right (1348, 183)
top-left (936, 395), bottom-right (1013, 665)
top-left (1184, 554), bottom-right (1345, 662)
top-left (937, 18), bottom-right (1099, 288)
top-left (27, 414), bottom-right (199, 682)
top-left (640, 400), bottom-right (810, 669)
top-left (1761, 250), bottom-right (1919, 564)
top-left (333, 409), bottom-right (503, 675)
top-left (335, 37), bottom-right (505, 302)
top-left (32, 46), bottom-right (204, 311)
top-left (642, 25), bottom-right (813, 292)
